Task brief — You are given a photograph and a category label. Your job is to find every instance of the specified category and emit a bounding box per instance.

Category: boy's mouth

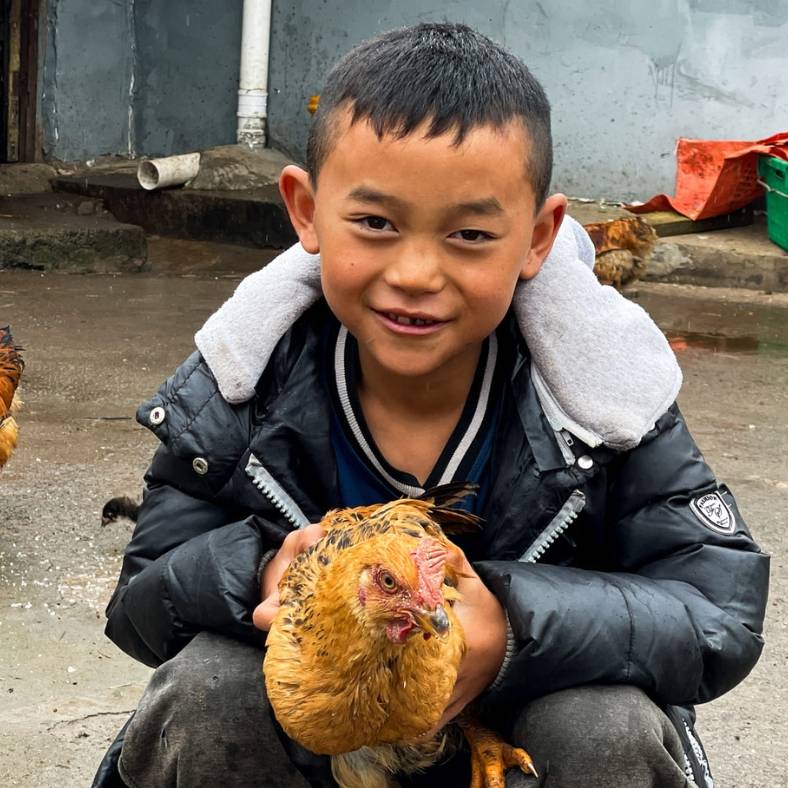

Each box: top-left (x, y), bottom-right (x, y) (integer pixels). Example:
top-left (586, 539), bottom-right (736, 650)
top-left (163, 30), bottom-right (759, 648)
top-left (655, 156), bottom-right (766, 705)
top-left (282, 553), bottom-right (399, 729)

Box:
top-left (384, 312), bottom-right (439, 327)
top-left (374, 310), bottom-right (448, 335)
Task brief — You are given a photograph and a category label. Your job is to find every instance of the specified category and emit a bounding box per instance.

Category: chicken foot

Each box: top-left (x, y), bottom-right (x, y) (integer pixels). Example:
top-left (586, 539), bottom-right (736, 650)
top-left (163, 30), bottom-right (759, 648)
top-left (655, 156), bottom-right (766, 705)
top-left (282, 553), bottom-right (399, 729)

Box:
top-left (459, 718), bottom-right (538, 788)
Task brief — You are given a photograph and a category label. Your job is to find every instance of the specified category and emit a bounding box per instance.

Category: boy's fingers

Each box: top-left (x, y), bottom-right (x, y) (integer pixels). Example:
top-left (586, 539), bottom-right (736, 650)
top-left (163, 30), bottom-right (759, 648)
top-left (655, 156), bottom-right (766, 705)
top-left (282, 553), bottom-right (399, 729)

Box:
top-left (445, 544), bottom-right (468, 570)
top-left (256, 525), bottom-right (325, 630)
top-left (253, 593), bottom-right (280, 631)
top-left (283, 523), bottom-right (326, 559)
top-left (432, 695), bottom-right (466, 734)
top-left (298, 523), bottom-right (326, 550)
top-left (446, 545), bottom-right (477, 584)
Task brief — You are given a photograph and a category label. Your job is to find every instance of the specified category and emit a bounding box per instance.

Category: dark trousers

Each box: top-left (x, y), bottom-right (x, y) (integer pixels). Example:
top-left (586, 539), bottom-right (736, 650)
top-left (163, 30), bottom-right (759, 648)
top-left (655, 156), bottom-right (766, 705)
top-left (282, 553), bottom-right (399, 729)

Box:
top-left (118, 632), bottom-right (695, 788)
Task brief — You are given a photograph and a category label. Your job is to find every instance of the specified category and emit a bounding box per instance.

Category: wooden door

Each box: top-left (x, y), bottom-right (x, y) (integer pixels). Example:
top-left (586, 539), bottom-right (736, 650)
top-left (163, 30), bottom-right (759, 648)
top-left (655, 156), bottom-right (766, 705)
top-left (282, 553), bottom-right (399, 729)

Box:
top-left (1, 0), bottom-right (38, 163)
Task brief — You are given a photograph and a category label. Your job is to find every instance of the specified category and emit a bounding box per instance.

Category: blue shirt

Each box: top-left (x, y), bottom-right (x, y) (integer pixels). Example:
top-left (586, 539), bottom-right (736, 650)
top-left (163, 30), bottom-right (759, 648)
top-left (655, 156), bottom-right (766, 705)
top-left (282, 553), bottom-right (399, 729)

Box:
top-left (323, 319), bottom-right (506, 516)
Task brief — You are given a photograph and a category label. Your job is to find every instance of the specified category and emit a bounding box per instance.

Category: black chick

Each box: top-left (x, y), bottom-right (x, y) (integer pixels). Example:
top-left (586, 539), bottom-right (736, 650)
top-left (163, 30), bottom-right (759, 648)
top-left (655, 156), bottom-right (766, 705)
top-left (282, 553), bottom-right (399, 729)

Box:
top-left (101, 496), bottom-right (140, 526)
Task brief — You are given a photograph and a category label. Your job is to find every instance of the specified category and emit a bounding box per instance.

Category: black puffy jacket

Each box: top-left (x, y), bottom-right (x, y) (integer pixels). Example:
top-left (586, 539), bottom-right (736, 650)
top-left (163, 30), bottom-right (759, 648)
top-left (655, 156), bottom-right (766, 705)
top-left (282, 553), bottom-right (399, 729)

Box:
top-left (97, 304), bottom-right (769, 787)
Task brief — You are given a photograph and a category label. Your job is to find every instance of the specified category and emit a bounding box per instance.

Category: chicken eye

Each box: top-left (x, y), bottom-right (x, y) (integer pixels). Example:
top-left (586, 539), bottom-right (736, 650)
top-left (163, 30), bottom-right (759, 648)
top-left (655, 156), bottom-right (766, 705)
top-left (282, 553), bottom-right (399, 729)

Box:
top-left (378, 571), bottom-right (398, 593)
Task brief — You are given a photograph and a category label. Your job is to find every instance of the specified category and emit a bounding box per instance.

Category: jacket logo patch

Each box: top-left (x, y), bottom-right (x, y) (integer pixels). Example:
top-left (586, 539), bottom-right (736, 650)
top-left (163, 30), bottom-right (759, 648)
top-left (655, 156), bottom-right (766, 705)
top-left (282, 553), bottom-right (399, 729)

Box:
top-left (690, 491), bottom-right (735, 534)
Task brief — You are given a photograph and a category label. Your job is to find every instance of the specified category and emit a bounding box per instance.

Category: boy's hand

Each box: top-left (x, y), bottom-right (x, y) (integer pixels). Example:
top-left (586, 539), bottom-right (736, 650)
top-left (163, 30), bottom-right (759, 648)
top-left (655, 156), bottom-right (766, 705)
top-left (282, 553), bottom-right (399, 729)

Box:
top-left (433, 549), bottom-right (508, 731)
top-left (252, 524), bottom-right (325, 631)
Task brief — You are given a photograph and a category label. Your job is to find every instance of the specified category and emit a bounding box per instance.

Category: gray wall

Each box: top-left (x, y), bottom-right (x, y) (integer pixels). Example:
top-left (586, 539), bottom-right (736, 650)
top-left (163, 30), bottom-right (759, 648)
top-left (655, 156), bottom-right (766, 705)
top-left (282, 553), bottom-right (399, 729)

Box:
top-left (41, 0), bottom-right (242, 161)
top-left (40, 0), bottom-right (788, 198)
top-left (267, 0), bottom-right (788, 201)
top-left (132, 1), bottom-right (241, 156)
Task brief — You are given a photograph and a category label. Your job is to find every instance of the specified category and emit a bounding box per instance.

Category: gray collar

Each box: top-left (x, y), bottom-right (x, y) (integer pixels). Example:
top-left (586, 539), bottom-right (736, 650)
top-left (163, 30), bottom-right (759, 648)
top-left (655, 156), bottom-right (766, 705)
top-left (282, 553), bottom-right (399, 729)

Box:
top-left (195, 216), bottom-right (681, 451)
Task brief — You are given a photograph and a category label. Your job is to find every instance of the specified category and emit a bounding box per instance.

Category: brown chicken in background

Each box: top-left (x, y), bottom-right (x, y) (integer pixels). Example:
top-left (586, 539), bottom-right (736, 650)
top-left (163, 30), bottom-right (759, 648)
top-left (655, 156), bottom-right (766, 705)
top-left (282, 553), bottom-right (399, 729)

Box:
top-left (0, 325), bottom-right (24, 470)
top-left (264, 483), bottom-right (536, 788)
top-left (584, 216), bottom-right (658, 289)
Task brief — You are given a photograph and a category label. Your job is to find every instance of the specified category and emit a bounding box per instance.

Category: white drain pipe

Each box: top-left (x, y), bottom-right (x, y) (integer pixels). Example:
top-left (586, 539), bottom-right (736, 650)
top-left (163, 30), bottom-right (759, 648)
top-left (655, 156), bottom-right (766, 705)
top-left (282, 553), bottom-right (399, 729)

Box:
top-left (137, 153), bottom-right (201, 190)
top-left (237, 0), bottom-right (272, 148)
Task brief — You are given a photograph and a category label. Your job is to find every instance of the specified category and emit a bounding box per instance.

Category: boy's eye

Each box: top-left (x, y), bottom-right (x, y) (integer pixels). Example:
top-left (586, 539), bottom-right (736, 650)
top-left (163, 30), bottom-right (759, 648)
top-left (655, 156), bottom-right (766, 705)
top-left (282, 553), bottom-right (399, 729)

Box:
top-left (358, 216), bottom-right (395, 232)
top-left (451, 229), bottom-right (493, 243)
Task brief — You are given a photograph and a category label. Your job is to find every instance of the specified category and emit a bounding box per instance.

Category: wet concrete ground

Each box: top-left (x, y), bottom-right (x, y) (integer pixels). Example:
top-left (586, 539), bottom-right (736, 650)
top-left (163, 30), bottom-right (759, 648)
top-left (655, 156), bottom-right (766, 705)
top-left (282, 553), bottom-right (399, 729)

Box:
top-left (0, 257), bottom-right (785, 787)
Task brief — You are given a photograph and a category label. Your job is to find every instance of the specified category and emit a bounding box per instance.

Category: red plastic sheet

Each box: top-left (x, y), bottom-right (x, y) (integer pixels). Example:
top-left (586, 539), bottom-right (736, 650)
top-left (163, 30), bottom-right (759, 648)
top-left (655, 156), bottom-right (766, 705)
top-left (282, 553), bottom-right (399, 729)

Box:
top-left (627, 132), bottom-right (788, 221)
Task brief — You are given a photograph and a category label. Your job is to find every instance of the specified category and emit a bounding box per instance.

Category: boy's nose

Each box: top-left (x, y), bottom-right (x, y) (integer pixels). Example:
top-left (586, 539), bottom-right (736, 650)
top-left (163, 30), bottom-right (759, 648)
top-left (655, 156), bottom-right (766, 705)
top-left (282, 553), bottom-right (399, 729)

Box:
top-left (382, 247), bottom-right (445, 294)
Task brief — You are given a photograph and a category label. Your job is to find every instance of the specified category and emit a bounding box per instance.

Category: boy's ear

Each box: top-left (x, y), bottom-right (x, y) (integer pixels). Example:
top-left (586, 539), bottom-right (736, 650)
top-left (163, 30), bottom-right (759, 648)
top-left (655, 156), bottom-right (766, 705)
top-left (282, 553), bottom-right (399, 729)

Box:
top-left (279, 165), bottom-right (320, 254)
top-left (519, 193), bottom-right (568, 280)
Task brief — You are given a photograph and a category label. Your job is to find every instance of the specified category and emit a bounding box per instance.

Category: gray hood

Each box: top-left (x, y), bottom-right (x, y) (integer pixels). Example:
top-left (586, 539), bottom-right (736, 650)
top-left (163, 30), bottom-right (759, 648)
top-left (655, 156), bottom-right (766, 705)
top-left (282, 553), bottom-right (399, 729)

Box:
top-left (195, 216), bottom-right (681, 450)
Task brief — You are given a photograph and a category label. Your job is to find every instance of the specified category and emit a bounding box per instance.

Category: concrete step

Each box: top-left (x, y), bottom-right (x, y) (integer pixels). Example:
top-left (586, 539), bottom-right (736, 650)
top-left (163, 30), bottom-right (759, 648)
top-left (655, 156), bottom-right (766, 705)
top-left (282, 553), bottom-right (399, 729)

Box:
top-left (646, 220), bottom-right (788, 292)
top-left (0, 163), bottom-right (58, 195)
top-left (0, 193), bottom-right (147, 272)
top-left (52, 173), bottom-right (297, 249)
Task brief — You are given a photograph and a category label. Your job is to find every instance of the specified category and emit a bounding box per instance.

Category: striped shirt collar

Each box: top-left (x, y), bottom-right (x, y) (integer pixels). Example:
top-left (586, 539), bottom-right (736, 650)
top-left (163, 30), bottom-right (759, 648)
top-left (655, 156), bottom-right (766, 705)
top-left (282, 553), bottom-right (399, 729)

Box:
top-left (333, 324), bottom-right (499, 497)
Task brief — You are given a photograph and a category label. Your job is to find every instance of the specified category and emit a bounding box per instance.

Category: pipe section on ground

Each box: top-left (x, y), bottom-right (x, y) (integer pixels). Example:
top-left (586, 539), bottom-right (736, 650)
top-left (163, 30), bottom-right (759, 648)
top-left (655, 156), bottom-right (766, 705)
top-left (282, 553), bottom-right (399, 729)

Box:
top-left (137, 153), bottom-right (201, 190)
top-left (237, 0), bottom-right (272, 148)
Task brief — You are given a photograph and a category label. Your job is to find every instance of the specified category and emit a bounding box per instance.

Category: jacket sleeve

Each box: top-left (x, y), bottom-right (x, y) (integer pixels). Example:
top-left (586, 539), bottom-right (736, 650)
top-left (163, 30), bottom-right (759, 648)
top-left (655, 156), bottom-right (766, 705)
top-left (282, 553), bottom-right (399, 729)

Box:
top-left (104, 352), bottom-right (274, 667)
top-left (477, 405), bottom-right (769, 708)
top-left (104, 456), bottom-right (270, 667)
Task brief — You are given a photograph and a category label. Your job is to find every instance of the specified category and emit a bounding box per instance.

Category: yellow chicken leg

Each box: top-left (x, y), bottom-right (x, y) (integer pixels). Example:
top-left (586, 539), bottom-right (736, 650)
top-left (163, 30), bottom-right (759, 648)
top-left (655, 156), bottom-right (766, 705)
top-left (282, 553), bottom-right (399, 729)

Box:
top-left (460, 718), bottom-right (538, 788)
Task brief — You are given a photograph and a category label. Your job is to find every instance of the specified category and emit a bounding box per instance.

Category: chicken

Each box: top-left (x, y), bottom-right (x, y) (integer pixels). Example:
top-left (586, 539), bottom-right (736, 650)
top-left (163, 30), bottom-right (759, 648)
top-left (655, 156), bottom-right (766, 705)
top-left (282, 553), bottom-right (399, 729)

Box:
top-left (100, 495), bottom-right (140, 526)
top-left (583, 216), bottom-right (658, 289)
top-left (264, 483), bottom-right (536, 788)
top-left (0, 325), bottom-right (24, 469)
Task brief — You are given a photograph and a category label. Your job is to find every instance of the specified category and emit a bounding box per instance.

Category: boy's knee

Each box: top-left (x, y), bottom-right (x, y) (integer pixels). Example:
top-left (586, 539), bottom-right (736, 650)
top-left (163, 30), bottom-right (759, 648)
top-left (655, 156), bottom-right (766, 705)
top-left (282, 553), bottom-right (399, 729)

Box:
top-left (515, 685), bottom-right (660, 750)
top-left (510, 686), bottom-right (689, 787)
top-left (119, 633), bottom-right (312, 788)
top-left (145, 631), bottom-right (266, 719)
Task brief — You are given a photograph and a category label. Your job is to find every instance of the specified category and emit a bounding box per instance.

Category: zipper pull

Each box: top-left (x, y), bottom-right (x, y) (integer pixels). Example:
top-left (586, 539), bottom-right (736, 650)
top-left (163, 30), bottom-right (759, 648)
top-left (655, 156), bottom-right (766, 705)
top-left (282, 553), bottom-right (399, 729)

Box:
top-left (555, 429), bottom-right (577, 466)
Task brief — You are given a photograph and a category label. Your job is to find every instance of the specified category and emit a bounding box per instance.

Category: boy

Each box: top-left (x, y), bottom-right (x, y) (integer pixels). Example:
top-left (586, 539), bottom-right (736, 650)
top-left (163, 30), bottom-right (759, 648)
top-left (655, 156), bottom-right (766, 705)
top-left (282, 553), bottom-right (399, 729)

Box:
top-left (94, 23), bottom-right (768, 788)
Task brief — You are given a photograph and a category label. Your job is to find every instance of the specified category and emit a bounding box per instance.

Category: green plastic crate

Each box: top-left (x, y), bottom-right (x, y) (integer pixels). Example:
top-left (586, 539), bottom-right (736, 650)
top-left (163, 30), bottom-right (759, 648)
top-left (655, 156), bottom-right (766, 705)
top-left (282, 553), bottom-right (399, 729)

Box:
top-left (758, 155), bottom-right (788, 252)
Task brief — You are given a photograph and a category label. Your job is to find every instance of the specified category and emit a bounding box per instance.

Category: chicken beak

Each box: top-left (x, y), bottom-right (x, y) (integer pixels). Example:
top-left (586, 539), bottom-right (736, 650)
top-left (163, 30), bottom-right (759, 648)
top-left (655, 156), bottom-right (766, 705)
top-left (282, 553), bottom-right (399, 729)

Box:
top-left (414, 604), bottom-right (450, 639)
top-left (429, 605), bottom-right (450, 636)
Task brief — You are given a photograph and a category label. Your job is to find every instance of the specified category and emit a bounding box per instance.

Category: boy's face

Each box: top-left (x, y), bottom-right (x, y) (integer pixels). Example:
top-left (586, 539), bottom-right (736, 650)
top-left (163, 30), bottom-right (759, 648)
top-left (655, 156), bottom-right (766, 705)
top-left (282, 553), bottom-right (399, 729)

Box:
top-left (280, 110), bottom-right (566, 381)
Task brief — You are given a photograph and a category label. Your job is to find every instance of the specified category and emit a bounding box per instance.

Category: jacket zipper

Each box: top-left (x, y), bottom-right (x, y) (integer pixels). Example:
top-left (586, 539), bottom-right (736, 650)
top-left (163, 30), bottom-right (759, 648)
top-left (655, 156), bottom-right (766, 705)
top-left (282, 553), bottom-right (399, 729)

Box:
top-left (555, 428), bottom-right (578, 466)
top-left (245, 453), bottom-right (311, 529)
top-left (530, 363), bottom-right (603, 448)
top-left (518, 489), bottom-right (586, 563)
top-left (246, 451), bottom-right (586, 559)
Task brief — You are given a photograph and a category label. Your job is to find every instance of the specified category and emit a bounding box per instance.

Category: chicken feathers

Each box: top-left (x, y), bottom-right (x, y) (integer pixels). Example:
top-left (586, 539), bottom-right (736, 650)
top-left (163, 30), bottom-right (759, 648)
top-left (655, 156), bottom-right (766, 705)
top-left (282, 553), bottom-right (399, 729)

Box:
top-left (264, 485), bottom-right (479, 785)
top-left (0, 326), bottom-right (24, 469)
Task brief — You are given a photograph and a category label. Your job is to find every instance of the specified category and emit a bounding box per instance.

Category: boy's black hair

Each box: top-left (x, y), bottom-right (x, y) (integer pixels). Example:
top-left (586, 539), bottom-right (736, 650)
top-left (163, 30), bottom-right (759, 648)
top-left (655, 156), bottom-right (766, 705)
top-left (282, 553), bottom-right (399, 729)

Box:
top-left (306, 22), bottom-right (553, 205)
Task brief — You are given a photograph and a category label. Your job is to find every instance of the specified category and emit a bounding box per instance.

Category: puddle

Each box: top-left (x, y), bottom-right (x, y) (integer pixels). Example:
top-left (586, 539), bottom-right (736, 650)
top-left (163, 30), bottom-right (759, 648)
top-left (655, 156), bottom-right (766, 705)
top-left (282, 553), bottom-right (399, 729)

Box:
top-left (631, 289), bottom-right (788, 357)
top-left (665, 329), bottom-right (788, 356)
top-left (666, 331), bottom-right (760, 353)
top-left (666, 326), bottom-right (788, 356)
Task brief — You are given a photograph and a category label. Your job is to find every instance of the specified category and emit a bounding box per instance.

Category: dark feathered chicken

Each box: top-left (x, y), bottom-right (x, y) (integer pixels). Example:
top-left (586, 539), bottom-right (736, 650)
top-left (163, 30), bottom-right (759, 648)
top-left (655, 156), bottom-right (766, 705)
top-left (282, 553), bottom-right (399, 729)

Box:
top-left (100, 496), bottom-right (140, 526)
